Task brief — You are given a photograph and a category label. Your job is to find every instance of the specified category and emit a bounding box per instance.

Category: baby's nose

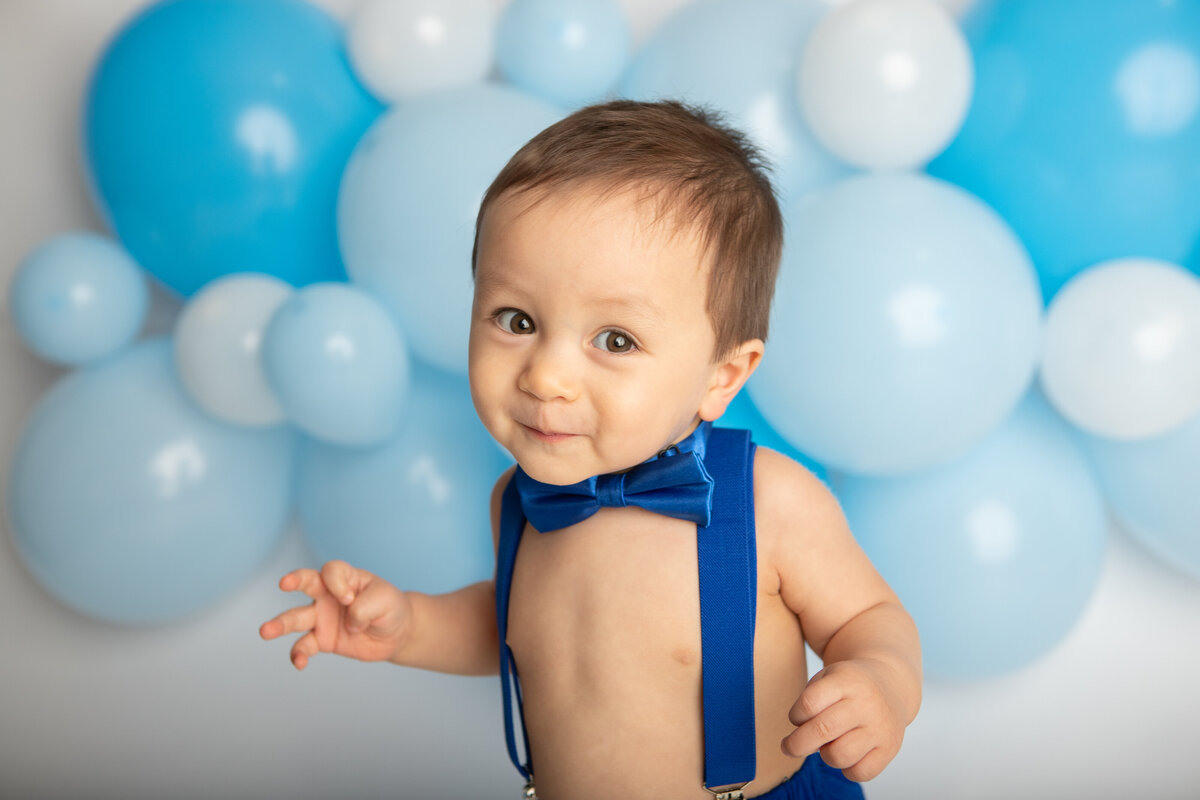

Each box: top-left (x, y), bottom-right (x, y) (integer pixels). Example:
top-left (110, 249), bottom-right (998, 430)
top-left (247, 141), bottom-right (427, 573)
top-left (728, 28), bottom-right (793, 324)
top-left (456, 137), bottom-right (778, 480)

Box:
top-left (518, 342), bottom-right (579, 402)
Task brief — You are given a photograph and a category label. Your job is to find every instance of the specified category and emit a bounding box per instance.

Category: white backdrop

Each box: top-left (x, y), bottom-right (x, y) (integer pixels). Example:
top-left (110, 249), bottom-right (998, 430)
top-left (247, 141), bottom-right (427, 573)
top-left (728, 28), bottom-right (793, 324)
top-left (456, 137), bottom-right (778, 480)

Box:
top-left (2, 1), bottom-right (1199, 799)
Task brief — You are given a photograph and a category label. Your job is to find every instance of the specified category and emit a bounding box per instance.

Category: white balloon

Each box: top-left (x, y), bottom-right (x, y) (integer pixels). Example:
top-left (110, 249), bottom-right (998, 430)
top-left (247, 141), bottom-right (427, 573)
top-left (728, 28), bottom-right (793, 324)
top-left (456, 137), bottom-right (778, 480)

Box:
top-left (797, 0), bottom-right (973, 169)
top-left (1041, 258), bottom-right (1200, 440)
top-left (174, 273), bottom-right (292, 426)
top-left (346, 0), bottom-right (496, 103)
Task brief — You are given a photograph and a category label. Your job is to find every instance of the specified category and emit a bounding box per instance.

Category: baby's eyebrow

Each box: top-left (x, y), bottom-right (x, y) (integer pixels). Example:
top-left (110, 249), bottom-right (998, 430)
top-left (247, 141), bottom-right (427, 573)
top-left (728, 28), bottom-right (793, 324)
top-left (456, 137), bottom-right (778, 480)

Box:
top-left (472, 268), bottom-right (521, 297)
top-left (591, 293), bottom-right (668, 327)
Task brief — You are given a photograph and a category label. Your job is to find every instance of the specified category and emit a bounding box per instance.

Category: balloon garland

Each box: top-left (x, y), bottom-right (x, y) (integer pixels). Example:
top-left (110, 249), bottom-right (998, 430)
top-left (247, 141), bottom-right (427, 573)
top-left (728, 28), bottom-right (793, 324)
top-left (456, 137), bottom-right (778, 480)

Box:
top-left (6, 0), bottom-right (1199, 681)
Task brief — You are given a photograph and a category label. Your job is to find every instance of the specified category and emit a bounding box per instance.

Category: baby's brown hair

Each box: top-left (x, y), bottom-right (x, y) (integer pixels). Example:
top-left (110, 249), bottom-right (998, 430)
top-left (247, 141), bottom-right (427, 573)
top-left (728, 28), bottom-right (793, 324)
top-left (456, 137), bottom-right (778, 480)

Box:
top-left (472, 99), bottom-right (783, 361)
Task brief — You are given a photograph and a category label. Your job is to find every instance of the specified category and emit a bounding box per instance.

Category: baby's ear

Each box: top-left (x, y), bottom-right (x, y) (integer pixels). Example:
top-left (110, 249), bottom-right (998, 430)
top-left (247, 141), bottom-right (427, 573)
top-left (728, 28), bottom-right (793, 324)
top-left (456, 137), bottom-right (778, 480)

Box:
top-left (698, 339), bottom-right (764, 421)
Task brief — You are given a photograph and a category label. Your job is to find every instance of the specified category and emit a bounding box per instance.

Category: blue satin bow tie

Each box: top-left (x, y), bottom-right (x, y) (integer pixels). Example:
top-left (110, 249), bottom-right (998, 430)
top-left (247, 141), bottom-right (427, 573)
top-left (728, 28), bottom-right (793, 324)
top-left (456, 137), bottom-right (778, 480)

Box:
top-left (514, 421), bottom-right (716, 533)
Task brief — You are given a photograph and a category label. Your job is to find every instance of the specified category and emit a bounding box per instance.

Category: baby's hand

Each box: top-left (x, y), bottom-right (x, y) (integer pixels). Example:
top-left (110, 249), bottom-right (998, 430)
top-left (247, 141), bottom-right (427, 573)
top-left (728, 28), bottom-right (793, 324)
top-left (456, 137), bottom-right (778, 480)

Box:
top-left (259, 561), bottom-right (412, 670)
top-left (781, 659), bottom-right (907, 782)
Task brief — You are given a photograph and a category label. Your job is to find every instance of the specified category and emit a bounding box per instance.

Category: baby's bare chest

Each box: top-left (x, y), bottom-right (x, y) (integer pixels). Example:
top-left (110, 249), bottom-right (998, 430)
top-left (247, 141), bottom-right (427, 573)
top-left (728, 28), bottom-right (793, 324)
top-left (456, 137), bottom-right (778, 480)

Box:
top-left (508, 507), bottom-right (705, 665)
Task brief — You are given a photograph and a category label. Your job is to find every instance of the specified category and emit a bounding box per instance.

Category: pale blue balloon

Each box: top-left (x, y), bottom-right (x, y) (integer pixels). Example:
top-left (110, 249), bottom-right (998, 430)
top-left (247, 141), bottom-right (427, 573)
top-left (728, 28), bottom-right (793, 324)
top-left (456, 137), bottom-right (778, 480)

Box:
top-left (928, 0), bottom-right (1200, 298)
top-left (6, 339), bottom-right (295, 624)
top-left (1081, 411), bottom-right (1200, 582)
top-left (836, 393), bottom-right (1108, 680)
top-left (297, 361), bottom-right (512, 595)
top-left (497, 0), bottom-right (631, 109)
top-left (261, 282), bottom-right (410, 447)
top-left (9, 232), bottom-right (148, 365)
top-left (338, 84), bottom-right (561, 374)
top-left (749, 172), bottom-right (1043, 476)
top-left (619, 0), bottom-right (848, 204)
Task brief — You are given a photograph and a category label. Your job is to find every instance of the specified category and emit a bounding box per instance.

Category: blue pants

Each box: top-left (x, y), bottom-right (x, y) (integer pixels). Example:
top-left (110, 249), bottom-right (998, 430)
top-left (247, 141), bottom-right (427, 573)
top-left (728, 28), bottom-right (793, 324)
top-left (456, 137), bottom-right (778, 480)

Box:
top-left (754, 754), bottom-right (865, 800)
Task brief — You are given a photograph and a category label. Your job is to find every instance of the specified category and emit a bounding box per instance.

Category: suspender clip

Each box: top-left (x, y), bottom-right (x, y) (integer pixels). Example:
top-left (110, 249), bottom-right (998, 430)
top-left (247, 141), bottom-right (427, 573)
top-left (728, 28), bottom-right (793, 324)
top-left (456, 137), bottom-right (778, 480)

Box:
top-left (522, 778), bottom-right (538, 799)
top-left (704, 781), bottom-right (748, 800)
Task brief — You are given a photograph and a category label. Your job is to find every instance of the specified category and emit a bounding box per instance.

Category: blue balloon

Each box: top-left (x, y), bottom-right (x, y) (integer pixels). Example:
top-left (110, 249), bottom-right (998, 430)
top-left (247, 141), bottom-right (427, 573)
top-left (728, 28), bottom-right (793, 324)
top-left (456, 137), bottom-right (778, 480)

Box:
top-left (1081, 411), bottom-right (1200, 581)
top-left (928, 0), bottom-right (1200, 299)
top-left (6, 339), bottom-right (295, 624)
top-left (620, 0), bottom-right (848, 204)
top-left (84, 0), bottom-right (381, 296)
top-left (296, 361), bottom-right (512, 595)
top-left (261, 282), bottom-right (410, 447)
top-left (749, 172), bottom-right (1043, 476)
top-left (9, 232), bottom-right (148, 365)
top-left (715, 388), bottom-right (827, 484)
top-left (835, 393), bottom-right (1108, 680)
top-left (497, 0), bottom-right (632, 109)
top-left (339, 84), bottom-right (561, 374)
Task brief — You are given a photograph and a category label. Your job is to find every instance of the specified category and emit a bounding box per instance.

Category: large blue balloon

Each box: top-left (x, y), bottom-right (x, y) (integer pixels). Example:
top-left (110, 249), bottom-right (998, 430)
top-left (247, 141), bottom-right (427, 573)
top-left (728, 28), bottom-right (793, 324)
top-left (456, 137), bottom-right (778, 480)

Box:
top-left (749, 172), bottom-right (1042, 476)
top-left (338, 84), bottom-right (561, 375)
top-left (620, 0), bottom-right (847, 205)
top-left (836, 393), bottom-right (1107, 680)
top-left (1081, 411), bottom-right (1200, 582)
top-left (84, 0), bottom-right (381, 296)
top-left (296, 361), bottom-right (512, 595)
top-left (6, 339), bottom-right (295, 624)
top-left (928, 0), bottom-right (1200, 299)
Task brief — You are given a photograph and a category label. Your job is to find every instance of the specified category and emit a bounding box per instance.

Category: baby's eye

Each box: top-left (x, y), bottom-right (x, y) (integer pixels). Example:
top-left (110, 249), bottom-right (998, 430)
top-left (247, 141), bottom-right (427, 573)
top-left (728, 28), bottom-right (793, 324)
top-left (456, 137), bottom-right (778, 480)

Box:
top-left (592, 329), bottom-right (637, 354)
top-left (495, 309), bottom-right (535, 335)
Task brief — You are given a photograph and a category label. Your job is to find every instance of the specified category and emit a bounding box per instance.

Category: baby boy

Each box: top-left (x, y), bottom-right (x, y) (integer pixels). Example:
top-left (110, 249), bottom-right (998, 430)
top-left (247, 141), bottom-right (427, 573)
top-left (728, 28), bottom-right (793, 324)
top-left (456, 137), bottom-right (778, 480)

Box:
top-left (260, 100), bottom-right (921, 800)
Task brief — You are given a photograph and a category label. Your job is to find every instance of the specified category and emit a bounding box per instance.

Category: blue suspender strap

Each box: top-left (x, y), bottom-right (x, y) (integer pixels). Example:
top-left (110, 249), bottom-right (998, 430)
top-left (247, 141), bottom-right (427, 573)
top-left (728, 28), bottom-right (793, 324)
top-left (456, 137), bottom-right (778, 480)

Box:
top-left (699, 427), bottom-right (758, 791)
top-left (496, 476), bottom-right (533, 782)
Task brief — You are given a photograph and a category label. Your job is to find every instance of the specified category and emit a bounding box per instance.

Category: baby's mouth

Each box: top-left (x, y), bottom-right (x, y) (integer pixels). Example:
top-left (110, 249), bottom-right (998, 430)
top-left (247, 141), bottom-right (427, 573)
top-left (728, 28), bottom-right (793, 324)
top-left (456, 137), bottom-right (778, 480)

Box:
top-left (519, 422), bottom-right (577, 442)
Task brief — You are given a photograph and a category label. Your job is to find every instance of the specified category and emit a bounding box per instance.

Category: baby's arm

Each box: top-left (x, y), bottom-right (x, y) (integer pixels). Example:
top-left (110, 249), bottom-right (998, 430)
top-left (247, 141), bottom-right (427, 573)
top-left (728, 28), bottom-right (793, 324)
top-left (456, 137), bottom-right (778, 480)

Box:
top-left (259, 468), bottom-right (514, 676)
top-left (756, 449), bottom-right (922, 782)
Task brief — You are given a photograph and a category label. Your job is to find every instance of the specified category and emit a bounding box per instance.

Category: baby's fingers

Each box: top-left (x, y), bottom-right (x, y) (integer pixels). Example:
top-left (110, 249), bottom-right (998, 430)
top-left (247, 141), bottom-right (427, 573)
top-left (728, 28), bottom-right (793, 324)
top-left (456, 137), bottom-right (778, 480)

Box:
top-left (342, 582), bottom-right (402, 635)
top-left (320, 560), bottom-right (371, 606)
top-left (782, 699), bottom-right (857, 759)
top-left (259, 604), bottom-right (317, 641)
top-left (279, 568), bottom-right (330, 601)
top-left (290, 631), bottom-right (320, 671)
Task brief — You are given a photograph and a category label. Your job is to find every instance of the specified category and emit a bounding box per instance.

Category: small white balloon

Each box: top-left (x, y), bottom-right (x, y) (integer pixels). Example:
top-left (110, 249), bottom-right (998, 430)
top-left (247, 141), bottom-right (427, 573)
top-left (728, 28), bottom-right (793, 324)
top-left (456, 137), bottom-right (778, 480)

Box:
top-left (346, 0), bottom-right (496, 102)
top-left (174, 273), bottom-right (292, 426)
top-left (798, 0), bottom-right (973, 169)
top-left (1041, 258), bottom-right (1200, 440)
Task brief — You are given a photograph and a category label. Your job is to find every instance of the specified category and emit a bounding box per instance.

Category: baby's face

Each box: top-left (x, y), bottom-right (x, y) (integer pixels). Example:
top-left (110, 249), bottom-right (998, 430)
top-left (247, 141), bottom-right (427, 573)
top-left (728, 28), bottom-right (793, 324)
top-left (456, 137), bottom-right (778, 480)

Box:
top-left (469, 185), bottom-right (723, 485)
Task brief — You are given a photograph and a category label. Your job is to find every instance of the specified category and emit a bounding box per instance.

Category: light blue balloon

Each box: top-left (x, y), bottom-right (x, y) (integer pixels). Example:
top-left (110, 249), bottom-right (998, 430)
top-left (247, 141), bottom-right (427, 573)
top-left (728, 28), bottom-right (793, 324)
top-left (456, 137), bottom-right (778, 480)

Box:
top-left (928, 0), bottom-right (1200, 299)
top-left (297, 361), bottom-right (512, 595)
top-left (715, 387), bottom-right (827, 485)
top-left (620, 0), bottom-right (848, 204)
top-left (749, 172), bottom-right (1043, 476)
top-left (339, 84), bottom-right (561, 375)
top-left (9, 232), bottom-right (148, 366)
top-left (835, 393), bottom-right (1108, 680)
top-left (497, 0), bottom-right (631, 109)
top-left (5, 339), bottom-right (295, 624)
top-left (1081, 411), bottom-right (1200, 582)
top-left (261, 283), bottom-right (410, 447)
top-left (84, 0), bottom-right (381, 296)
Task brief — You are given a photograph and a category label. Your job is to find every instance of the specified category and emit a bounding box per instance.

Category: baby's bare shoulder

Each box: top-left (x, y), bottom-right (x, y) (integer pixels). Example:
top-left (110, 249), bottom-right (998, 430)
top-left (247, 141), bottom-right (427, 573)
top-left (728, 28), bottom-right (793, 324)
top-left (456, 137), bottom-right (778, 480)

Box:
top-left (752, 446), bottom-right (844, 538)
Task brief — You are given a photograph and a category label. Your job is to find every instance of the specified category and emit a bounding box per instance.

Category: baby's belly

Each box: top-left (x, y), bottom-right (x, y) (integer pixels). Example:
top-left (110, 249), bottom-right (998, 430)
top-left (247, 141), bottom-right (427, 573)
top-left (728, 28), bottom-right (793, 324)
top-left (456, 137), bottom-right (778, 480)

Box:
top-left (507, 507), bottom-right (809, 800)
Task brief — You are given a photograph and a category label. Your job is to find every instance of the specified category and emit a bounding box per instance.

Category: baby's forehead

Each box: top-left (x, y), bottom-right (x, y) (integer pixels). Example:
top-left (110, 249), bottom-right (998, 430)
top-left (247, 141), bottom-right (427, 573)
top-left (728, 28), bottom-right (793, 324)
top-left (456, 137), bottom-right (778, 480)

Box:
top-left (491, 178), bottom-right (710, 252)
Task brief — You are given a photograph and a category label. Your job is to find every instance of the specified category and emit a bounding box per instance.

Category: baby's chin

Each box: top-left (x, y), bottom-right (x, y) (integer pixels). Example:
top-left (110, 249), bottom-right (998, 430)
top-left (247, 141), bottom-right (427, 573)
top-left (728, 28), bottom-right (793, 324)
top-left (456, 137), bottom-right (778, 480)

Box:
top-left (517, 459), bottom-right (596, 486)
top-left (517, 451), bottom-right (655, 486)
